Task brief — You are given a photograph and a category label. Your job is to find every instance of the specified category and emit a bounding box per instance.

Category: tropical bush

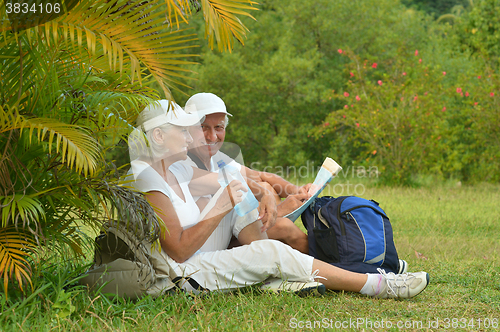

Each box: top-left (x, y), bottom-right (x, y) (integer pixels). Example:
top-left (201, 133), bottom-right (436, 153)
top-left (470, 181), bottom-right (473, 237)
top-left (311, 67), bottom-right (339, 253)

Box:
top-left (319, 49), bottom-right (449, 185)
top-left (0, 0), bottom-right (257, 294)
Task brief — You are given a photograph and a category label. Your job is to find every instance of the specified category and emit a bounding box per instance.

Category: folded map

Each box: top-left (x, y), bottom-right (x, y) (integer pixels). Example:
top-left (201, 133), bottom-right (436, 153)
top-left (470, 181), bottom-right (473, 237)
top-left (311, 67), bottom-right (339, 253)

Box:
top-left (284, 157), bottom-right (342, 222)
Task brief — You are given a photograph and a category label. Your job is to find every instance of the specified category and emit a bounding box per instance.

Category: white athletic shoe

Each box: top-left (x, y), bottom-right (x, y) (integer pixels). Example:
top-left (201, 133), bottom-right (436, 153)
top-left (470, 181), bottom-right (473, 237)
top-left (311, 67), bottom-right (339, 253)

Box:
top-left (398, 259), bottom-right (408, 274)
top-left (375, 268), bottom-right (429, 299)
top-left (260, 278), bottom-right (326, 296)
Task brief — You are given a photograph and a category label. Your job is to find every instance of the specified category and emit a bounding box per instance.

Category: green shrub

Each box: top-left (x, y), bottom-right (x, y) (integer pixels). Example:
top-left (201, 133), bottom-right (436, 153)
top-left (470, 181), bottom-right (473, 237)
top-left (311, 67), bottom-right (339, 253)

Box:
top-left (317, 44), bottom-right (500, 184)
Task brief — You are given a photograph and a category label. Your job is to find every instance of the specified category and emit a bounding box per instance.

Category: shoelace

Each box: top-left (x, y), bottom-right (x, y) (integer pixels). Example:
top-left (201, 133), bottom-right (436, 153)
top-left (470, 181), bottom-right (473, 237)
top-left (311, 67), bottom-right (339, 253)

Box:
top-left (309, 269), bottom-right (327, 282)
top-left (377, 268), bottom-right (411, 296)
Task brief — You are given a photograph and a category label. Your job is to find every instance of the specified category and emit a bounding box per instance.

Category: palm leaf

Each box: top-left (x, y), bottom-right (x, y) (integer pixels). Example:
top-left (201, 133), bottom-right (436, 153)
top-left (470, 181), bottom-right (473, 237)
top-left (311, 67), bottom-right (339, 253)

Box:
top-left (32, 0), bottom-right (200, 99)
top-left (0, 194), bottom-right (44, 230)
top-left (201, 0), bottom-right (258, 52)
top-left (0, 35), bottom-right (37, 109)
top-left (2, 0), bottom-right (259, 102)
top-left (0, 227), bottom-right (36, 296)
top-left (0, 105), bottom-right (100, 176)
top-left (163, 0), bottom-right (193, 28)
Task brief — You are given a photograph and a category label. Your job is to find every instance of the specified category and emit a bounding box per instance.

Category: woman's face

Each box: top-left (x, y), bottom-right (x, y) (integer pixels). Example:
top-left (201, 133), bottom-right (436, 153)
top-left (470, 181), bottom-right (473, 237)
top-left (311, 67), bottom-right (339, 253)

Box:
top-left (161, 125), bottom-right (194, 161)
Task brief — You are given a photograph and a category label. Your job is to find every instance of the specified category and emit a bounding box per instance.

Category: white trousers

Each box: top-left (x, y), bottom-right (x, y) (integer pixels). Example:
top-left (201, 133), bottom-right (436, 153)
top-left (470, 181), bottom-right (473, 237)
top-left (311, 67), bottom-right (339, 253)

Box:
top-left (198, 208), bottom-right (258, 253)
top-left (173, 239), bottom-right (315, 293)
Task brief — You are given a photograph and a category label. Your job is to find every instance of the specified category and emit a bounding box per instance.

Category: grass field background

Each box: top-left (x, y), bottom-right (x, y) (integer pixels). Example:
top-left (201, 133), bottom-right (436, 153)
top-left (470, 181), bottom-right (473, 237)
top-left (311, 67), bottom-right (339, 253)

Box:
top-left (1, 182), bottom-right (499, 331)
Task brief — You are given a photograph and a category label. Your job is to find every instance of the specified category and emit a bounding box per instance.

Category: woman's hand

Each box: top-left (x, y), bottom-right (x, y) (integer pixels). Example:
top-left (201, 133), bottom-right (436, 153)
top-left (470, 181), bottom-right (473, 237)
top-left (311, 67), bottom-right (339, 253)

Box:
top-left (215, 180), bottom-right (246, 214)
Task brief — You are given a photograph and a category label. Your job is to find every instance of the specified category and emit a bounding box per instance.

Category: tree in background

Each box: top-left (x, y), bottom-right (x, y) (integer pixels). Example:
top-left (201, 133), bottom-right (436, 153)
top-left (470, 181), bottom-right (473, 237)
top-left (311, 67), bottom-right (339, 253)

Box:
top-left (0, 0), bottom-right (257, 295)
top-left (182, 0), bottom-right (432, 169)
top-left (454, 0), bottom-right (500, 66)
top-left (402, 0), bottom-right (470, 18)
top-left (180, 0), bottom-right (499, 184)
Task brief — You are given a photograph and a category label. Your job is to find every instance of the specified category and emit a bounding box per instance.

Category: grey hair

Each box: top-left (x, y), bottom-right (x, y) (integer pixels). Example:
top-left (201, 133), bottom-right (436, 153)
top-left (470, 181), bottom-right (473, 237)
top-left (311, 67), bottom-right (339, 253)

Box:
top-left (134, 101), bottom-right (173, 161)
top-left (144, 123), bottom-right (173, 160)
top-left (224, 115), bottom-right (229, 127)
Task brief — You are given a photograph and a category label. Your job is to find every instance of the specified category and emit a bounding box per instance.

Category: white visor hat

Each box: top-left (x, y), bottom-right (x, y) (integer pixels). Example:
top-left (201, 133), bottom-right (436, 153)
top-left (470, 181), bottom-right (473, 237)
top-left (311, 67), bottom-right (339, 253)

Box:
top-left (139, 100), bottom-right (203, 132)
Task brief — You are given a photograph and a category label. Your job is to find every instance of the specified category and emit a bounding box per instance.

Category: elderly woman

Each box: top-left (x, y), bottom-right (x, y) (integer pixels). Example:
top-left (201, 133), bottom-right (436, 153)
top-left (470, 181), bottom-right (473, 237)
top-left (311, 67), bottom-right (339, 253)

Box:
top-left (128, 100), bottom-right (430, 297)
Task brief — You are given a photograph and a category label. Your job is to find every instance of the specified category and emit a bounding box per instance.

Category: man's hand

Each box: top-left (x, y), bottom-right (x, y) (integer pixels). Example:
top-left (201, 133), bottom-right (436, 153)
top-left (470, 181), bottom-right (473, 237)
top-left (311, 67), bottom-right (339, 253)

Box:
top-left (257, 191), bottom-right (278, 232)
top-left (298, 183), bottom-right (313, 195)
top-left (276, 192), bottom-right (310, 217)
top-left (282, 182), bottom-right (313, 197)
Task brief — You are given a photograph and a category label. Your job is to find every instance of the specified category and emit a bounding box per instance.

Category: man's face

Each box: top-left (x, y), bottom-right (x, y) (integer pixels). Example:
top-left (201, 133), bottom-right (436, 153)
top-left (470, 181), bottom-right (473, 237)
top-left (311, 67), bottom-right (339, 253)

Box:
top-left (188, 113), bottom-right (226, 159)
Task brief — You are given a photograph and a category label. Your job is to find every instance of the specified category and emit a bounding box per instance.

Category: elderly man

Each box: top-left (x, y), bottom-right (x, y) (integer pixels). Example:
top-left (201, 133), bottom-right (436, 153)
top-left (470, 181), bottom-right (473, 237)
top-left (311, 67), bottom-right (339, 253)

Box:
top-left (182, 92), bottom-right (310, 253)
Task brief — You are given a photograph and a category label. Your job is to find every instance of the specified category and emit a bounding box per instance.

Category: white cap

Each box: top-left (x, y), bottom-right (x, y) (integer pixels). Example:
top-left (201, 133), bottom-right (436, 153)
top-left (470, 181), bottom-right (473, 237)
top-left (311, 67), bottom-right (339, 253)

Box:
top-left (185, 93), bottom-right (233, 117)
top-left (138, 100), bottom-right (203, 132)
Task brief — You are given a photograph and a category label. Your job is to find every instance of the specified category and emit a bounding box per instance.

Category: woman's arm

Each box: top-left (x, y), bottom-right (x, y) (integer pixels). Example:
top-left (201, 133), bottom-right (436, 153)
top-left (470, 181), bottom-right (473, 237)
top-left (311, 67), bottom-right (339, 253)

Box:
top-left (147, 180), bottom-right (244, 263)
top-left (188, 167), bottom-right (220, 196)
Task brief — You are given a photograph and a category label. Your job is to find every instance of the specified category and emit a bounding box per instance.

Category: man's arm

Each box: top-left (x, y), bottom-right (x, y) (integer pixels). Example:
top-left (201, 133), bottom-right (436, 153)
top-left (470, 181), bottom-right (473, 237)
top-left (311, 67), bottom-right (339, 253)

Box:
top-left (241, 166), bottom-right (314, 218)
top-left (242, 166), bottom-right (309, 198)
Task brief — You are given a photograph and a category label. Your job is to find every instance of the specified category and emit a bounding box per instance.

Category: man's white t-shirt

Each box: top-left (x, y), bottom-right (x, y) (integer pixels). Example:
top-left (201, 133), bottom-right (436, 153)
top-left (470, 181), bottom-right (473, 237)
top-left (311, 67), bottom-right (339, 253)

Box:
top-left (184, 150), bottom-right (243, 173)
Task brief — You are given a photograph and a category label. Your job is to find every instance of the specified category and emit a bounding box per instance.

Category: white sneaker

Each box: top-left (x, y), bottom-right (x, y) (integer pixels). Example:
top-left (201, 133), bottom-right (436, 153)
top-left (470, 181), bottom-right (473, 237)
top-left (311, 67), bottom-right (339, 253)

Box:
top-left (398, 259), bottom-right (408, 274)
top-left (375, 268), bottom-right (429, 299)
top-left (260, 278), bottom-right (326, 296)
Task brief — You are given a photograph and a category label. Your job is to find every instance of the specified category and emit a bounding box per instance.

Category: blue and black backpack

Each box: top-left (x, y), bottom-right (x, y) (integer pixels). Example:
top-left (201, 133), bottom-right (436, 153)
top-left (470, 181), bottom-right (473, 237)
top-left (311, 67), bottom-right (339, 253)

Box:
top-left (301, 196), bottom-right (401, 274)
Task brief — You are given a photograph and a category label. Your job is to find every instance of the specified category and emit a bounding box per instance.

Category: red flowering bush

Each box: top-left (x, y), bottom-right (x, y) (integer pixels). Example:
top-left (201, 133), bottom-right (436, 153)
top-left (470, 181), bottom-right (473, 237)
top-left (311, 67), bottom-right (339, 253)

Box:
top-left (316, 49), bottom-right (500, 184)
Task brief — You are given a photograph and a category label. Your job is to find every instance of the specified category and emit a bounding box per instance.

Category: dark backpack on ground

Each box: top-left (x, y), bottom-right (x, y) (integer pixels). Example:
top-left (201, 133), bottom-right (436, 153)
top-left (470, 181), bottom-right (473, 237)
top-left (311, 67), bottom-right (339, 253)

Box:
top-left (301, 196), bottom-right (401, 274)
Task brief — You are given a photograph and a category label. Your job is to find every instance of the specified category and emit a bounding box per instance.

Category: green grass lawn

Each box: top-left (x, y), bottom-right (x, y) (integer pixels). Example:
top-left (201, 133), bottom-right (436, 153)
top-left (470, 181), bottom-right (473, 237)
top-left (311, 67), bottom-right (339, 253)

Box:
top-left (1, 183), bottom-right (499, 331)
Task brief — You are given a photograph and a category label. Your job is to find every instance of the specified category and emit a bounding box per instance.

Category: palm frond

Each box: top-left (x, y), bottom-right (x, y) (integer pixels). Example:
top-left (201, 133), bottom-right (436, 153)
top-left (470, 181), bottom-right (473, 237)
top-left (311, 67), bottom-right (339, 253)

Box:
top-left (201, 0), bottom-right (258, 52)
top-left (0, 227), bottom-right (36, 296)
top-left (97, 178), bottom-right (161, 244)
top-left (0, 35), bottom-right (37, 109)
top-left (22, 161), bottom-right (161, 257)
top-left (80, 71), bottom-right (160, 122)
top-left (32, 0), bottom-right (200, 98)
top-left (0, 193), bottom-right (44, 231)
top-left (163, 0), bottom-right (193, 29)
top-left (1, 105), bottom-right (100, 176)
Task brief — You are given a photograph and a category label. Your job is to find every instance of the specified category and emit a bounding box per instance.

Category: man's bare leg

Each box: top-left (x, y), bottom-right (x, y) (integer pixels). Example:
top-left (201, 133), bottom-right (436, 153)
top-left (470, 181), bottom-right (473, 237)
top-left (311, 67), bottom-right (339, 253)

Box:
top-left (266, 217), bottom-right (308, 254)
top-left (256, 182), bottom-right (308, 253)
top-left (237, 219), bottom-right (268, 245)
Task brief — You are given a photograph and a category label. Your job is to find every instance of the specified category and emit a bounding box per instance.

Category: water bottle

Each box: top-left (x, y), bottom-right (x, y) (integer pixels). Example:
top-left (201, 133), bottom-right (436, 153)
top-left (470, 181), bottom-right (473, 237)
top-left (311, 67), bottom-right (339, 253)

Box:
top-left (217, 160), bottom-right (259, 216)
